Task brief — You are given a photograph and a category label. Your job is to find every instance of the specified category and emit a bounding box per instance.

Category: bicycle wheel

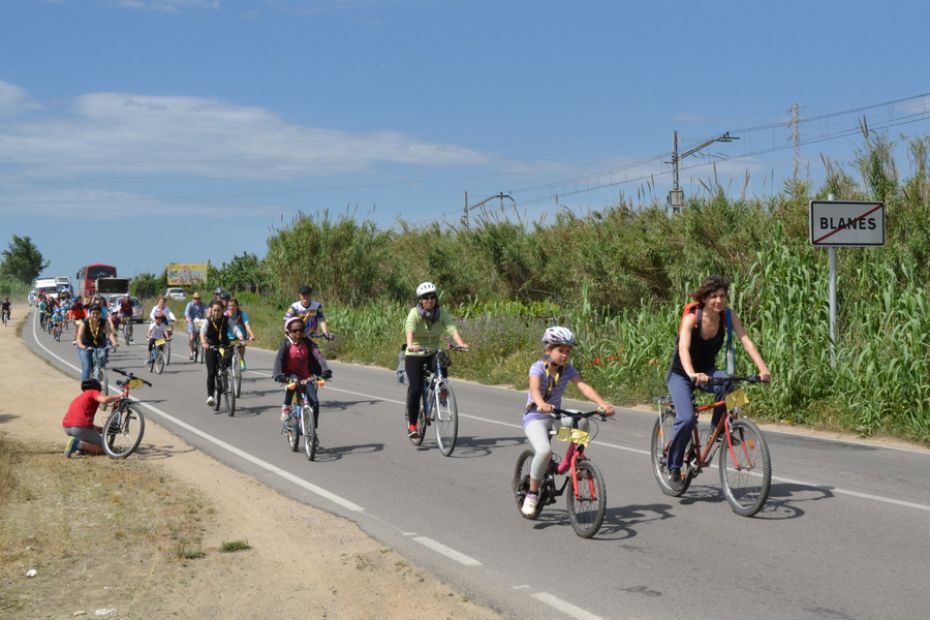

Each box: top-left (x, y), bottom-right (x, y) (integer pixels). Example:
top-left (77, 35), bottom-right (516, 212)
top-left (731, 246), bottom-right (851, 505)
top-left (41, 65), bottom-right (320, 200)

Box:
top-left (165, 337), bottom-right (171, 365)
top-left (223, 371), bottom-right (235, 416)
top-left (433, 381), bottom-right (458, 457)
top-left (155, 349), bottom-right (166, 374)
top-left (123, 323), bottom-right (130, 346)
top-left (719, 418), bottom-right (772, 517)
top-left (512, 449), bottom-right (544, 519)
top-left (286, 405), bottom-right (300, 451)
top-left (650, 409), bottom-right (691, 497)
top-left (233, 350), bottom-right (242, 397)
top-left (302, 402), bottom-right (317, 461)
top-left (407, 404), bottom-right (426, 447)
top-left (102, 404), bottom-right (145, 458)
top-left (566, 459), bottom-right (607, 538)
top-left (213, 370), bottom-right (222, 411)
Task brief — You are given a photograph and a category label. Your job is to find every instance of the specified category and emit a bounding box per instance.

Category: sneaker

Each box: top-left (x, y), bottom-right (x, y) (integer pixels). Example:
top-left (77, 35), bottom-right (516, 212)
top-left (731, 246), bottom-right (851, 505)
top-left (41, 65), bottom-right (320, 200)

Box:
top-left (521, 492), bottom-right (539, 517)
top-left (280, 406), bottom-right (291, 422)
top-left (668, 468), bottom-right (683, 490)
top-left (189, 353), bottom-right (194, 361)
top-left (206, 395), bottom-right (216, 407)
top-left (407, 424), bottom-right (419, 439)
top-left (239, 359), bottom-right (246, 370)
top-left (65, 436), bottom-right (80, 458)
top-left (321, 369), bottom-right (333, 380)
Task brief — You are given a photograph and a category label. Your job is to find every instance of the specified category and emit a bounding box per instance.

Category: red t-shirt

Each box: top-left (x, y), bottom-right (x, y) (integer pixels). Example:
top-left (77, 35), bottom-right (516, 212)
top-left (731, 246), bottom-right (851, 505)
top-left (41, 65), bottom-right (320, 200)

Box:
top-left (62, 390), bottom-right (101, 428)
top-left (284, 341), bottom-right (312, 380)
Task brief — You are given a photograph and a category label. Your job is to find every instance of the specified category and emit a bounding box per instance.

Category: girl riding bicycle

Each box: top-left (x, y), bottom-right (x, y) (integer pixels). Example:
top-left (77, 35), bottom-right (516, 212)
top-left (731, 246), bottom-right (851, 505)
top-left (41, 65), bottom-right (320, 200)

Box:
top-left (147, 311), bottom-right (171, 365)
top-left (403, 281), bottom-right (469, 439)
top-left (665, 274), bottom-right (771, 489)
top-left (521, 326), bottom-right (615, 517)
top-left (62, 379), bottom-right (123, 457)
top-left (273, 317), bottom-right (325, 421)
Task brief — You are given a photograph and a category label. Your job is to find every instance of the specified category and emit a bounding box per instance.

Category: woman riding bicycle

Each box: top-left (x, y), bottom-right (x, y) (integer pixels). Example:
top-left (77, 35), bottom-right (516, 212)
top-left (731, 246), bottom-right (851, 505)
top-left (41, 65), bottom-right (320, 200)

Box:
top-left (665, 274), bottom-right (771, 489)
top-left (403, 282), bottom-right (470, 439)
top-left (272, 317), bottom-right (325, 421)
top-left (75, 305), bottom-right (118, 381)
top-left (520, 326), bottom-right (614, 517)
top-left (199, 301), bottom-right (241, 407)
top-left (226, 298), bottom-right (256, 369)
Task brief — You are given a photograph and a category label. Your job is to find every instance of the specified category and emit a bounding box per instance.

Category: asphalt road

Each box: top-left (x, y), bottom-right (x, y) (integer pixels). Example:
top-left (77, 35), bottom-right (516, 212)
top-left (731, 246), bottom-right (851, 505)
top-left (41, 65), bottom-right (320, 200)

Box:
top-left (25, 312), bottom-right (930, 620)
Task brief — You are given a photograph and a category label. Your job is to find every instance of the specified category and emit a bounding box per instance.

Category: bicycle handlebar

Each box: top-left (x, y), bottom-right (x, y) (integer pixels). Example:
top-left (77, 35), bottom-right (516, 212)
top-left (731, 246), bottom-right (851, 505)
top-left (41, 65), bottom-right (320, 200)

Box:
top-left (550, 408), bottom-right (610, 421)
top-left (111, 367), bottom-right (153, 387)
top-left (702, 374), bottom-right (769, 386)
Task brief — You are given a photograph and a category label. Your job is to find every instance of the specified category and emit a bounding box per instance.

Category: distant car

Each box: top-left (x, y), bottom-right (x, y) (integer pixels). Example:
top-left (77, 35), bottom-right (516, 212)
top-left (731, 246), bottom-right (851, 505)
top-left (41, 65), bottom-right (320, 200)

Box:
top-left (165, 287), bottom-right (186, 301)
top-left (107, 295), bottom-right (144, 324)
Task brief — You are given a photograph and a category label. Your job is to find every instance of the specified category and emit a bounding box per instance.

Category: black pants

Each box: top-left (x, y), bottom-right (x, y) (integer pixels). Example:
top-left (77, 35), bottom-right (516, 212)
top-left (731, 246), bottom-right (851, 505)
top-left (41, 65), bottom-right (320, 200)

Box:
top-left (404, 353), bottom-right (437, 425)
top-left (205, 347), bottom-right (232, 397)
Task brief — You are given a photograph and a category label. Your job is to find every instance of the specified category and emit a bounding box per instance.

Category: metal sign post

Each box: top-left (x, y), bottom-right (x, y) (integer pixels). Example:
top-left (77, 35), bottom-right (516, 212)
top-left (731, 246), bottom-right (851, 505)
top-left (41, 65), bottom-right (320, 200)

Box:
top-left (809, 196), bottom-right (886, 367)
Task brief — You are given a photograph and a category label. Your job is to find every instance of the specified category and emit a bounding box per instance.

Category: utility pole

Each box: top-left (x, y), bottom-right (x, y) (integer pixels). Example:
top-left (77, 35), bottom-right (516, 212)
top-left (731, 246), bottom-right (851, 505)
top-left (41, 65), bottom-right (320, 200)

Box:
top-left (667, 130), bottom-right (739, 215)
top-left (790, 102), bottom-right (801, 181)
top-left (465, 192), bottom-right (516, 222)
top-left (463, 191), bottom-right (469, 229)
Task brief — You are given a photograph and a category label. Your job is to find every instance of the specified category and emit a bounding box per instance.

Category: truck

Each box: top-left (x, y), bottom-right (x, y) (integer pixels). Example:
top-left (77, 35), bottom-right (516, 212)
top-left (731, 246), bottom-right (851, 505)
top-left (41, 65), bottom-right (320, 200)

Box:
top-left (95, 277), bottom-right (130, 296)
top-left (32, 277), bottom-right (60, 300)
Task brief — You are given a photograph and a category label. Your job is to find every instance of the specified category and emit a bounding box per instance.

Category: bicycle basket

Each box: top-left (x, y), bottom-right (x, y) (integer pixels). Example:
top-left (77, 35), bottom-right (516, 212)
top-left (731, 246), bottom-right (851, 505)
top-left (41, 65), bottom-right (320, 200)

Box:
top-left (726, 389), bottom-right (749, 409)
top-left (154, 338), bottom-right (166, 346)
top-left (556, 427), bottom-right (591, 446)
top-left (127, 378), bottom-right (145, 389)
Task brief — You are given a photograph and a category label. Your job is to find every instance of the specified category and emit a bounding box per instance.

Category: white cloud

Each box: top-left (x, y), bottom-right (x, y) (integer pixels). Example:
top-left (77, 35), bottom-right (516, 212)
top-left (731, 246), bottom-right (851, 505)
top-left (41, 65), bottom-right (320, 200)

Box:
top-left (0, 92), bottom-right (491, 179)
top-left (0, 81), bottom-right (41, 116)
top-left (674, 112), bottom-right (705, 124)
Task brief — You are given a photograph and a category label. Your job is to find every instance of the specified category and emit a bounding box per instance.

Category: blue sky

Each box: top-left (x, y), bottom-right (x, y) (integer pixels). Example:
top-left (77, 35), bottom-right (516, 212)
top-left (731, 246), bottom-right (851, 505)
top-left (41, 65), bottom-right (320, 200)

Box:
top-left (2, 0), bottom-right (929, 279)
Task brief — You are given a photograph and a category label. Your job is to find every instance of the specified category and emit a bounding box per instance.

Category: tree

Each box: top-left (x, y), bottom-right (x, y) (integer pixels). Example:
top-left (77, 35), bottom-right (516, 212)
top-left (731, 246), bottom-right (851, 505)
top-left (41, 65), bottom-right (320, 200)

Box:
top-left (131, 273), bottom-right (161, 299)
top-left (0, 235), bottom-right (48, 284)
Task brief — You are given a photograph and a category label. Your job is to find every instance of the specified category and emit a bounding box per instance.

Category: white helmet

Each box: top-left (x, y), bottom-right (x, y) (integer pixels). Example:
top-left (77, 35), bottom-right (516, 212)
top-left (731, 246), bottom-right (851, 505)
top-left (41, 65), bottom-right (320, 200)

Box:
top-left (416, 281), bottom-right (438, 298)
top-left (541, 326), bottom-right (576, 347)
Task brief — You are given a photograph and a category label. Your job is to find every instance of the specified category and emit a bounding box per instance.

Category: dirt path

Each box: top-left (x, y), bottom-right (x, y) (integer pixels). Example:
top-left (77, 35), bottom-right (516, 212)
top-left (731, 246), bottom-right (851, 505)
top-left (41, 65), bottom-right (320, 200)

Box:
top-left (0, 306), bottom-right (503, 619)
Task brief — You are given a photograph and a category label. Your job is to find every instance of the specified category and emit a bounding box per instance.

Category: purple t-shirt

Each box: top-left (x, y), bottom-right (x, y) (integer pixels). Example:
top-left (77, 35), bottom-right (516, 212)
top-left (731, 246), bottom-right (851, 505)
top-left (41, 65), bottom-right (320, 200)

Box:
top-left (522, 360), bottom-right (579, 427)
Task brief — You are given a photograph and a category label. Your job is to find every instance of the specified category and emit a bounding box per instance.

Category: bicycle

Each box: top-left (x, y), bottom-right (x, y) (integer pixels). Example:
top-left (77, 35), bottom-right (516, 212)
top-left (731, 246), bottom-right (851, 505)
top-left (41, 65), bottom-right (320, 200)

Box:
top-left (101, 368), bottom-right (150, 458)
top-left (52, 317), bottom-right (63, 341)
top-left (281, 375), bottom-right (324, 461)
top-left (82, 345), bottom-right (112, 396)
top-left (2, 307), bottom-right (11, 327)
top-left (229, 339), bottom-right (246, 398)
top-left (165, 322), bottom-right (174, 365)
top-left (208, 344), bottom-right (235, 416)
top-left (121, 315), bottom-right (133, 345)
top-left (149, 337), bottom-right (169, 374)
top-left (512, 409), bottom-right (609, 538)
top-left (191, 318), bottom-right (205, 364)
top-left (406, 344), bottom-right (466, 456)
top-left (651, 375), bottom-right (772, 517)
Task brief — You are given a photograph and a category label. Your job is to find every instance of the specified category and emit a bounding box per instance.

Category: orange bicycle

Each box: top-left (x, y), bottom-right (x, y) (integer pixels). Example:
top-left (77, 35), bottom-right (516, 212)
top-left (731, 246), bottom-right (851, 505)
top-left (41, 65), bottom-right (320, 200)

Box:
top-left (652, 375), bottom-right (771, 516)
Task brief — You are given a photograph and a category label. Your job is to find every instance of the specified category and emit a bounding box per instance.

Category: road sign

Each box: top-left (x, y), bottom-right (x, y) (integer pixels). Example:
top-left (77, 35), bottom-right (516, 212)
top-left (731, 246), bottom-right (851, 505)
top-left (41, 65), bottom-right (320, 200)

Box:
top-left (809, 200), bottom-right (885, 247)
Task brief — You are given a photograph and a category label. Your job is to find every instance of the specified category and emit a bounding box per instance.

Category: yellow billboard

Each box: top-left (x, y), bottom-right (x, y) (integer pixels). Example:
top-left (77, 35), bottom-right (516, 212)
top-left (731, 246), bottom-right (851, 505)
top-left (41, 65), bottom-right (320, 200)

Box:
top-left (166, 263), bottom-right (208, 286)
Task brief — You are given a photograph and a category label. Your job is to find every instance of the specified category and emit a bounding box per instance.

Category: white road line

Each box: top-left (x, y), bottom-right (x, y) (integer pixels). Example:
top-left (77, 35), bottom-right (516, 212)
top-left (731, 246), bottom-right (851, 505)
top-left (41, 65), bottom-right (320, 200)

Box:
top-left (531, 592), bottom-right (605, 620)
top-left (29, 314), bottom-right (364, 513)
top-left (412, 536), bottom-right (482, 567)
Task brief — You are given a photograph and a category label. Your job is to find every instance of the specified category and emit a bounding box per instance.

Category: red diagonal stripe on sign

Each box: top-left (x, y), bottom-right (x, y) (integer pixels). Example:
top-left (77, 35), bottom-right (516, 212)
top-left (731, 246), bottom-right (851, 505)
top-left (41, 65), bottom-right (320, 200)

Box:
top-left (813, 203), bottom-right (883, 244)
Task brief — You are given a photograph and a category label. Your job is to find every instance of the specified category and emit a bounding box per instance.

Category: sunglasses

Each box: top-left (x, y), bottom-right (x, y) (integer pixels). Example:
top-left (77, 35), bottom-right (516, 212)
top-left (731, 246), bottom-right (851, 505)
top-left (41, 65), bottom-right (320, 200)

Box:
top-left (420, 294), bottom-right (437, 300)
top-left (288, 328), bottom-right (303, 333)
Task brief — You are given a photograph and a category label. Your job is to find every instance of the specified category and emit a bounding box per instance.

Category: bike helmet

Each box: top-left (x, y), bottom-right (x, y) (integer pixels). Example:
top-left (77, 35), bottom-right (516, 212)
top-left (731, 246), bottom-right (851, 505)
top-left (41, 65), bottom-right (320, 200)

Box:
top-left (154, 310), bottom-right (165, 320)
top-left (284, 316), bottom-right (304, 333)
top-left (416, 281), bottom-right (438, 298)
top-left (541, 326), bottom-right (576, 347)
top-left (215, 287), bottom-right (226, 296)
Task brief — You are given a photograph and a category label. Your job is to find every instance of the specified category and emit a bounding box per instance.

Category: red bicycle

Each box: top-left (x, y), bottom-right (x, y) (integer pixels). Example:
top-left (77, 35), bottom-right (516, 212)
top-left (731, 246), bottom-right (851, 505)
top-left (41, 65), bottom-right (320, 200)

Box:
top-left (651, 375), bottom-right (771, 516)
top-left (512, 409), bottom-right (609, 538)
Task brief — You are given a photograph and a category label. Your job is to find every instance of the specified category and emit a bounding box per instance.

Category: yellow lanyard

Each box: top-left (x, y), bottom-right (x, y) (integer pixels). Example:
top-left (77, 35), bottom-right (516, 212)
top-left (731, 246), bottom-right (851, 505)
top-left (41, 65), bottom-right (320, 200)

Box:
top-left (211, 318), bottom-right (224, 340)
top-left (543, 361), bottom-right (561, 402)
top-left (89, 320), bottom-right (100, 346)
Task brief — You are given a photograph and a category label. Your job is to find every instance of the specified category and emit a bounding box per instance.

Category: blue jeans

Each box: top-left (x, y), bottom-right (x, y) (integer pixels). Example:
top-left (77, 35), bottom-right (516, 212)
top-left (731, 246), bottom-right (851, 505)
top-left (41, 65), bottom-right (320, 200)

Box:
top-left (666, 369), bottom-right (729, 472)
top-left (78, 347), bottom-right (109, 381)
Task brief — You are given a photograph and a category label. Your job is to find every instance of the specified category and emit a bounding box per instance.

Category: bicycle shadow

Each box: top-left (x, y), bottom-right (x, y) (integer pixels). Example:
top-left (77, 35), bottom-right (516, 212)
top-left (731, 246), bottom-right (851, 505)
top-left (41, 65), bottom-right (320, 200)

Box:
top-left (0, 414), bottom-right (19, 425)
top-left (594, 503), bottom-right (677, 540)
top-left (310, 442), bottom-right (384, 462)
top-left (447, 435), bottom-right (526, 458)
top-left (675, 481), bottom-right (829, 520)
top-left (132, 442), bottom-right (198, 461)
top-left (319, 399), bottom-right (383, 412)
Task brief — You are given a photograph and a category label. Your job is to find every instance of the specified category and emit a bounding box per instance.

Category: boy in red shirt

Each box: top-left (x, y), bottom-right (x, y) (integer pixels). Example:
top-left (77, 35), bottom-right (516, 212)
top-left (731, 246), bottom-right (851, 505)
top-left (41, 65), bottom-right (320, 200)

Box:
top-left (62, 379), bottom-right (122, 457)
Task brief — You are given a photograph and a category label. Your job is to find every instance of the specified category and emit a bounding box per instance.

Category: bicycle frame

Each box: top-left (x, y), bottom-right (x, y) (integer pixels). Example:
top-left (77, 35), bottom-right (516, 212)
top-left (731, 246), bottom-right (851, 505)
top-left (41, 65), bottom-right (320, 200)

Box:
top-left (548, 411), bottom-right (601, 502)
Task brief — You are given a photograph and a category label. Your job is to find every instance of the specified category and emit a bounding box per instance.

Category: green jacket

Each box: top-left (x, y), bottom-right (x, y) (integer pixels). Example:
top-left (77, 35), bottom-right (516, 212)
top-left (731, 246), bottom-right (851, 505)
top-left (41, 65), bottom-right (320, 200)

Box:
top-left (404, 307), bottom-right (458, 356)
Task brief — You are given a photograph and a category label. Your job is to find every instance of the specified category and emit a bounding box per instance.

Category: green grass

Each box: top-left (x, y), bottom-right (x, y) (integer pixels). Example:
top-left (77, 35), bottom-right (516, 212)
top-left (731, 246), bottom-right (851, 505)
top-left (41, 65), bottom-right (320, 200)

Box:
top-left (220, 540), bottom-right (251, 553)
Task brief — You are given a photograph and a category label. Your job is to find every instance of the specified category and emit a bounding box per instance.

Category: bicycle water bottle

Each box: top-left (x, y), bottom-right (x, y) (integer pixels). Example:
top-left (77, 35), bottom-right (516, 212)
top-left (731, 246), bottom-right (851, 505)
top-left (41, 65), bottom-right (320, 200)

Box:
top-left (726, 347), bottom-right (736, 375)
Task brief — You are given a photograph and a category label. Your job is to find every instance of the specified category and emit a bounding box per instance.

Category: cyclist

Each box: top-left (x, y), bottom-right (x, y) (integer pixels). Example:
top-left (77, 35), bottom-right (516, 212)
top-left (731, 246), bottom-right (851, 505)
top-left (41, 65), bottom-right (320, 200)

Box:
top-left (1, 297), bottom-right (11, 323)
top-left (272, 316), bottom-right (325, 424)
top-left (665, 274), bottom-right (771, 489)
top-left (117, 294), bottom-right (134, 338)
top-left (184, 291), bottom-right (207, 360)
top-left (62, 378), bottom-right (123, 458)
top-left (199, 300), bottom-right (243, 406)
top-left (37, 295), bottom-right (48, 329)
top-left (403, 281), bottom-right (469, 439)
top-left (149, 296), bottom-right (177, 323)
top-left (520, 326), bottom-right (615, 517)
top-left (50, 304), bottom-right (64, 336)
top-left (75, 305), bottom-right (118, 381)
top-left (283, 285), bottom-right (333, 378)
top-left (147, 311), bottom-right (171, 369)
top-left (225, 297), bottom-right (255, 369)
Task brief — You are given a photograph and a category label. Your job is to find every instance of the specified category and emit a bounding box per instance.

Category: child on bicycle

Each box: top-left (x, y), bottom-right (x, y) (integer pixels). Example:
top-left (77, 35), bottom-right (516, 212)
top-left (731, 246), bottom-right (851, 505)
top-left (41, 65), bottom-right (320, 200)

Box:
top-left (272, 317), bottom-right (325, 422)
top-left (62, 379), bottom-right (123, 457)
top-left (147, 311), bottom-right (171, 365)
top-left (665, 274), bottom-right (771, 489)
top-left (521, 326), bottom-right (615, 517)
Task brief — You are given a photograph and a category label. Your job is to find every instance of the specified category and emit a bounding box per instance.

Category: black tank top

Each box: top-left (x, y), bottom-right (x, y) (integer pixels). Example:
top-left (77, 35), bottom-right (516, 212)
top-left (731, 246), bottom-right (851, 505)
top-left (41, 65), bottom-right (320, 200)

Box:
top-left (669, 309), bottom-right (724, 377)
top-left (204, 316), bottom-right (230, 347)
top-left (81, 318), bottom-right (107, 347)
